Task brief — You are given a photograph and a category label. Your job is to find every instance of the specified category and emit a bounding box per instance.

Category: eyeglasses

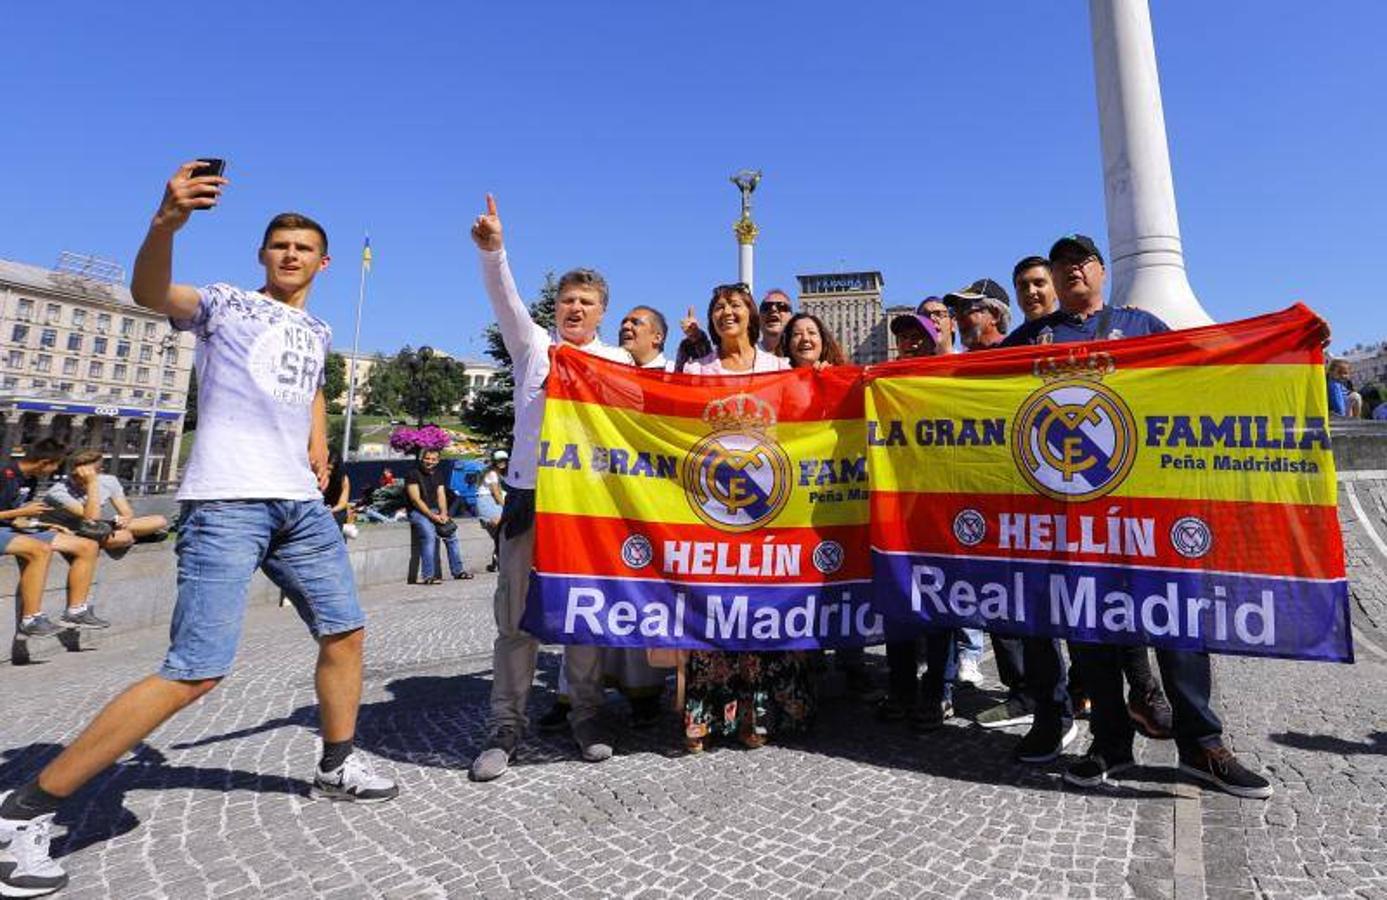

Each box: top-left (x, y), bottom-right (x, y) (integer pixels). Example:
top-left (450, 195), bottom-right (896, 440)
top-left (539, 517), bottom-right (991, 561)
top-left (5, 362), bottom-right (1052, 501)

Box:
top-left (760, 302), bottom-right (792, 314)
top-left (1053, 254), bottom-right (1098, 269)
top-left (923, 308), bottom-right (951, 320)
top-left (714, 282), bottom-right (751, 294)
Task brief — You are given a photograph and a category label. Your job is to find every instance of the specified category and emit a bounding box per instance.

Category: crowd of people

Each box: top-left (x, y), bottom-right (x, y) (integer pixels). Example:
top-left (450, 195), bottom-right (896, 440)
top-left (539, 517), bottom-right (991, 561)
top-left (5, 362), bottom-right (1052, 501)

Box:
top-left (0, 169), bottom-right (1311, 897)
top-left (468, 194), bottom-right (1277, 809)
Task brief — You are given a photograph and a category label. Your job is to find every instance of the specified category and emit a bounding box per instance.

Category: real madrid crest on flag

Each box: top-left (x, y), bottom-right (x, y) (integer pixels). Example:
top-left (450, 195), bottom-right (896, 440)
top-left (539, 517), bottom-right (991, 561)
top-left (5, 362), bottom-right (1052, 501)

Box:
top-left (1012, 350), bottom-right (1137, 502)
top-left (683, 393), bottom-right (792, 533)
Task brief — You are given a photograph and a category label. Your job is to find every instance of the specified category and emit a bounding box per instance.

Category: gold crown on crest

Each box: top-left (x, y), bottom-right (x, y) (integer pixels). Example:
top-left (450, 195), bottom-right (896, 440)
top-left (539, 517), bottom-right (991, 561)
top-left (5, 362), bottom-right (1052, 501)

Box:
top-left (1032, 349), bottom-right (1116, 383)
top-left (701, 393), bottom-right (777, 433)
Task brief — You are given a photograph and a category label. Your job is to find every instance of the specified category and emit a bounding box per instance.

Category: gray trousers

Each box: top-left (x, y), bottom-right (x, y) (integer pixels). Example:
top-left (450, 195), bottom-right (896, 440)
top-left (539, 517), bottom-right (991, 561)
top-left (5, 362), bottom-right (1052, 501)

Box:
top-left (489, 516), bottom-right (604, 733)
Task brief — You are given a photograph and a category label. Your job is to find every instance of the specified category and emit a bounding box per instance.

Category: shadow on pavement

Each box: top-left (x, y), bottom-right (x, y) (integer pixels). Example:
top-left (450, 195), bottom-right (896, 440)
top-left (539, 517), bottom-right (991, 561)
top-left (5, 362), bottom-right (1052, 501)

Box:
top-left (0, 743), bottom-right (309, 859)
top-left (151, 652), bottom-right (1181, 798)
top-left (1268, 730), bottom-right (1387, 756)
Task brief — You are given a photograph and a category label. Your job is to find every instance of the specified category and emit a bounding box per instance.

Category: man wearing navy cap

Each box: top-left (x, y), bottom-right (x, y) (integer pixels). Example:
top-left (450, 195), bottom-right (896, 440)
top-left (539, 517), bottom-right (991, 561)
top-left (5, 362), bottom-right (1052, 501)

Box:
top-left (1002, 234), bottom-right (1272, 799)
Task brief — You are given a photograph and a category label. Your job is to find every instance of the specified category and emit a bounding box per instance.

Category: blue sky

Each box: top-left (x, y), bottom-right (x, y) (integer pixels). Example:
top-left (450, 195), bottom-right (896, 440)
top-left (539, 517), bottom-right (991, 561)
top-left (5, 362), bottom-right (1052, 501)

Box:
top-left (3, 1), bottom-right (1384, 361)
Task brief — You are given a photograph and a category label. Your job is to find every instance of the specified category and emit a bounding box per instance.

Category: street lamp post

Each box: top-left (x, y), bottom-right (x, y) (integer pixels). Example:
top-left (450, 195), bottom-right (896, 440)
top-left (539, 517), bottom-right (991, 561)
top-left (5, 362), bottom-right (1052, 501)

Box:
top-left (400, 346), bottom-right (465, 428)
top-left (137, 332), bottom-right (179, 493)
top-left (404, 345), bottom-right (435, 427)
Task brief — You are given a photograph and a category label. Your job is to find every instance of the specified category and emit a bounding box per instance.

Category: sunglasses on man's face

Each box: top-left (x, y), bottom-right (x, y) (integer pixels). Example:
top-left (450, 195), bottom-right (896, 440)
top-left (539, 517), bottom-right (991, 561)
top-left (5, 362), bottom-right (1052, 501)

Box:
top-left (760, 302), bottom-right (792, 314)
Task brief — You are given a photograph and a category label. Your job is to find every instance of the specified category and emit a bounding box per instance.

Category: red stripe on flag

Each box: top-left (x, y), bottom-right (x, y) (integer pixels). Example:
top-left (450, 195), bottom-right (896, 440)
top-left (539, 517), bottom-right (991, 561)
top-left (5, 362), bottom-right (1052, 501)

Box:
top-left (534, 513), bottom-right (871, 582)
top-left (870, 491), bottom-right (1343, 579)
top-left (548, 348), bottom-right (866, 421)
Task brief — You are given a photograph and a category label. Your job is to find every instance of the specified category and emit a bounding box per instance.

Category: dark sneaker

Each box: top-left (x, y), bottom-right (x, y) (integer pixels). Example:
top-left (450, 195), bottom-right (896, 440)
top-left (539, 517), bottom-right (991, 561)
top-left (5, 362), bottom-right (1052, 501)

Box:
top-left (572, 720), bottom-right (614, 763)
top-left (470, 726), bottom-right (520, 782)
top-left (0, 798), bottom-right (68, 897)
top-left (1128, 687), bottom-right (1174, 740)
top-left (629, 696), bottom-right (663, 729)
top-left (910, 699), bottom-right (954, 733)
top-left (16, 615), bottom-right (68, 639)
top-left (134, 528), bottom-right (170, 544)
top-left (312, 753), bottom-right (399, 803)
top-left (59, 607), bottom-right (110, 631)
top-left (537, 702), bottom-right (571, 733)
top-left (1179, 744), bottom-right (1273, 799)
top-left (976, 695), bottom-right (1035, 729)
top-left (1063, 749), bottom-right (1136, 788)
top-left (1014, 720), bottom-right (1080, 764)
top-left (874, 696), bottom-right (910, 723)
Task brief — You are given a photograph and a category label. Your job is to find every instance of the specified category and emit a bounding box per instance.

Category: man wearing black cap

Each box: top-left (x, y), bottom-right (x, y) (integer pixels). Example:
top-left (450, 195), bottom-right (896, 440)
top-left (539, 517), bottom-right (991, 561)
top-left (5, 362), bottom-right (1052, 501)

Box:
top-left (1001, 234), bottom-right (1272, 799)
top-left (939, 279), bottom-right (1036, 728)
top-left (945, 279), bottom-right (1011, 352)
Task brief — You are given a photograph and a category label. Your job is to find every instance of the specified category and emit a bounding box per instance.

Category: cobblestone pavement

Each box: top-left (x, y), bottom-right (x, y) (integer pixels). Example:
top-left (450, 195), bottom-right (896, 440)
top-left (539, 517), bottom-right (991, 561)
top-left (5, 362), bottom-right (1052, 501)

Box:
top-left (2, 539), bottom-right (1385, 899)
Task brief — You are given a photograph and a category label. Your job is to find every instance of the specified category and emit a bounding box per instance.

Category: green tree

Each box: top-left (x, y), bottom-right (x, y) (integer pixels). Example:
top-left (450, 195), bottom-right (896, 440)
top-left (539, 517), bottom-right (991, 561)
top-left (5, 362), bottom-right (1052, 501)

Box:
top-left (461, 272), bottom-right (558, 444)
top-left (324, 352), bottom-right (348, 414)
top-left (361, 347), bottom-right (468, 424)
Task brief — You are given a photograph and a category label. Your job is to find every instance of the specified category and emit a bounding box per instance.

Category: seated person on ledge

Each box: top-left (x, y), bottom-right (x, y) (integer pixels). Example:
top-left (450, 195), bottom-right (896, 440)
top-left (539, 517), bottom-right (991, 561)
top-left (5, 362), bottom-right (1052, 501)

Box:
top-left (45, 449), bottom-right (169, 552)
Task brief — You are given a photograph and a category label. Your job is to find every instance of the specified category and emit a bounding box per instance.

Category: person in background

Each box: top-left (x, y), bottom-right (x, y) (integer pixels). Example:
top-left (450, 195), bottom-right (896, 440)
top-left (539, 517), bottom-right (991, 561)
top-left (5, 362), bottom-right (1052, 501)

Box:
top-left (321, 449), bottom-right (355, 538)
top-left (777, 311), bottom-right (870, 695)
top-left (779, 312), bottom-right (845, 368)
top-left (1326, 359), bottom-right (1351, 416)
top-left (757, 288), bottom-right (796, 356)
top-left (477, 450), bottom-right (508, 572)
top-left (46, 449), bottom-right (170, 552)
top-left (1, 438), bottom-right (106, 638)
top-left (1011, 256), bottom-right (1058, 322)
top-left (405, 448), bottom-right (470, 584)
top-left (618, 306), bottom-right (670, 369)
top-left (880, 307), bottom-right (958, 731)
top-left (379, 467), bottom-right (397, 488)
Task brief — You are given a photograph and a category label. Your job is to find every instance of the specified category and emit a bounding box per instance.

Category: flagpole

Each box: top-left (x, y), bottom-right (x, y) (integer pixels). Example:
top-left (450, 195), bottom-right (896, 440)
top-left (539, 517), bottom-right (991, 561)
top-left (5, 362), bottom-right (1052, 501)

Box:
top-left (342, 235), bottom-right (370, 459)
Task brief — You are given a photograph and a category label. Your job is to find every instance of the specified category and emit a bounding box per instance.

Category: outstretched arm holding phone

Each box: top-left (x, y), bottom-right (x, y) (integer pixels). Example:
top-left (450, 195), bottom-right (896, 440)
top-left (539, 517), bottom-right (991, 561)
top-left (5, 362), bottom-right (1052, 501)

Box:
top-left (131, 161), bottom-right (229, 319)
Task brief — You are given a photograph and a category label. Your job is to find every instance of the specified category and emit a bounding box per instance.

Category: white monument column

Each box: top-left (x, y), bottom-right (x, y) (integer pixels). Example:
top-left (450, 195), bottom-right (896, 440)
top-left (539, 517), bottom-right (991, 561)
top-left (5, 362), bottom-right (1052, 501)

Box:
top-left (738, 239), bottom-right (755, 294)
top-left (1089, 0), bottom-right (1212, 327)
top-left (730, 170), bottom-right (762, 294)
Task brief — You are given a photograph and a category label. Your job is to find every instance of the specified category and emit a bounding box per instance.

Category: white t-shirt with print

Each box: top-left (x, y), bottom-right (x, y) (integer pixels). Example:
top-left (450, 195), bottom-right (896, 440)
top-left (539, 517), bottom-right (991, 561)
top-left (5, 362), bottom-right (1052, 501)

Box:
top-left (172, 283), bottom-right (329, 501)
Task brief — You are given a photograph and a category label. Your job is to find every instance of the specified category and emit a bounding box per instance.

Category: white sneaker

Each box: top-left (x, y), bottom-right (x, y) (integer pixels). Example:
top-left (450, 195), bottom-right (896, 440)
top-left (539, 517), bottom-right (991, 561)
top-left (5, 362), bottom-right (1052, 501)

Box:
top-left (312, 753), bottom-right (399, 803)
top-left (0, 795), bottom-right (68, 897)
top-left (957, 657), bottom-right (985, 687)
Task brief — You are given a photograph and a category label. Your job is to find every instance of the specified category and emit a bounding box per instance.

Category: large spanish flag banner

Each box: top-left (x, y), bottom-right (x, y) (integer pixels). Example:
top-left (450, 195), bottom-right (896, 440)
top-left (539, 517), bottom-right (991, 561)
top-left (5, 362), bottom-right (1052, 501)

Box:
top-left (868, 304), bottom-right (1352, 662)
top-left (521, 350), bottom-right (880, 650)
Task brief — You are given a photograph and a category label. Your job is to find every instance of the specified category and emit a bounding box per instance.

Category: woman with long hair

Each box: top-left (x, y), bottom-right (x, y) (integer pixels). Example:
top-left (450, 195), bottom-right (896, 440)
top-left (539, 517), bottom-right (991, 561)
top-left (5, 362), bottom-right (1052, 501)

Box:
top-left (778, 312), bottom-right (845, 368)
top-left (675, 284), bottom-right (816, 752)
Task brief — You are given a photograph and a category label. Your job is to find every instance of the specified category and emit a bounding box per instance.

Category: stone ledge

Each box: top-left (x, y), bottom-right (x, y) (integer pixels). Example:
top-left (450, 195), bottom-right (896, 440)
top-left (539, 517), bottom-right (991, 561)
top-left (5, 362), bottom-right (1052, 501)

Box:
top-left (5, 520), bottom-right (495, 664)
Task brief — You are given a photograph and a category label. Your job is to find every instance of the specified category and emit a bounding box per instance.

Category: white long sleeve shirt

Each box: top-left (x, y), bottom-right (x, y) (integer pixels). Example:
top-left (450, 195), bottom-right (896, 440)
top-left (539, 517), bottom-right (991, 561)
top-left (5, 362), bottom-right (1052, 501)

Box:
top-left (479, 248), bottom-right (632, 490)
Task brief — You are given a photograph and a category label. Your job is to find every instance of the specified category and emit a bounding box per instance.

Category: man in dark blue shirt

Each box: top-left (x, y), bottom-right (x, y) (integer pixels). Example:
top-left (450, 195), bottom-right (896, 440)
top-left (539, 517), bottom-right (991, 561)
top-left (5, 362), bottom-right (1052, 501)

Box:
top-left (1003, 234), bottom-right (1272, 800)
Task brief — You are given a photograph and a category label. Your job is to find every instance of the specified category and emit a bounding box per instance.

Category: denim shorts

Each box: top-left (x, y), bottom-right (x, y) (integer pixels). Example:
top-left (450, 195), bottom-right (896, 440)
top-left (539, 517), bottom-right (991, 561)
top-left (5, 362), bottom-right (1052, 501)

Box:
top-left (159, 499), bottom-right (365, 681)
top-left (0, 527), bottom-right (56, 554)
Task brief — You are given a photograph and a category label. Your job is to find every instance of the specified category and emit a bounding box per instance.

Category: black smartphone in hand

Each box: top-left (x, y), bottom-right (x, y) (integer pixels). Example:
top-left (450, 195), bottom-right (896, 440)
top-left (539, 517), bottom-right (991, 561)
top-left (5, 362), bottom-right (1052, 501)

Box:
top-left (191, 158), bottom-right (226, 179)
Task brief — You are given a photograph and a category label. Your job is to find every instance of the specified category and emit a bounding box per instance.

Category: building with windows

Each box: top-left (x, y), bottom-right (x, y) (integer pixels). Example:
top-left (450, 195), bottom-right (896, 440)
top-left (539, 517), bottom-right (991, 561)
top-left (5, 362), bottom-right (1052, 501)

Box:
top-left (796, 271), bottom-right (889, 364)
top-left (0, 255), bottom-right (194, 483)
top-left (1342, 343), bottom-right (1387, 390)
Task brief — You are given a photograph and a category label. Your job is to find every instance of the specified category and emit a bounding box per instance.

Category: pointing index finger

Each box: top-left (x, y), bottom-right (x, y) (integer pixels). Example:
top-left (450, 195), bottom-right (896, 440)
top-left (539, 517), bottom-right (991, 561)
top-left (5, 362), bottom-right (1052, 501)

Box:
top-left (486, 193), bottom-right (498, 217)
